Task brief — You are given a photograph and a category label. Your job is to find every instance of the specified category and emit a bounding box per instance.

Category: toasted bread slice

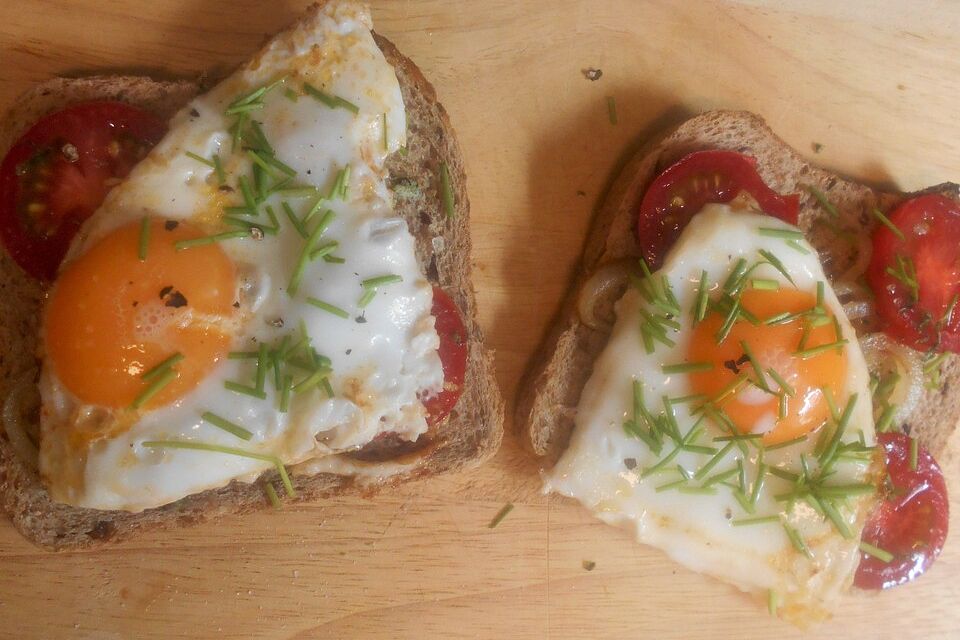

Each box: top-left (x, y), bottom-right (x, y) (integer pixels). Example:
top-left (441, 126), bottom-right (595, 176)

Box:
top-left (0, 15), bottom-right (503, 549)
top-left (519, 110), bottom-right (959, 462)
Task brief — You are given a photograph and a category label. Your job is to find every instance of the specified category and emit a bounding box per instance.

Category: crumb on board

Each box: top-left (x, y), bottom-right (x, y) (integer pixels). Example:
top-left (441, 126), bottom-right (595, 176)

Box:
top-left (812, 142), bottom-right (824, 153)
top-left (582, 67), bottom-right (603, 81)
top-left (582, 560), bottom-right (596, 571)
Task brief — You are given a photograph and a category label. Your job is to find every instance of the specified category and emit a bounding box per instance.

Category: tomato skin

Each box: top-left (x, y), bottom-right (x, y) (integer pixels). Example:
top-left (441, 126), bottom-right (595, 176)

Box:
top-left (867, 194), bottom-right (960, 352)
top-left (855, 433), bottom-right (949, 590)
top-left (0, 102), bottom-right (166, 280)
top-left (636, 150), bottom-right (799, 269)
top-left (421, 286), bottom-right (467, 425)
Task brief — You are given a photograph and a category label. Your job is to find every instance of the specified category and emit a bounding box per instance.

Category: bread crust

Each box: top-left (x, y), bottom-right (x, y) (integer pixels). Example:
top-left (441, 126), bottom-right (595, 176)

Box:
top-left (0, 22), bottom-right (502, 548)
top-left (519, 110), bottom-right (959, 463)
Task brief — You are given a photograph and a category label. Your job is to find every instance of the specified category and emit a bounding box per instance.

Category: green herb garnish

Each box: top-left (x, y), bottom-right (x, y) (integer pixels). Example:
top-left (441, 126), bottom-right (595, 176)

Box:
top-left (201, 411), bottom-right (253, 441)
top-left (141, 352), bottom-right (184, 382)
top-left (130, 368), bottom-right (177, 410)
top-left (307, 297), bottom-right (350, 319)
top-left (488, 502), bottom-right (514, 528)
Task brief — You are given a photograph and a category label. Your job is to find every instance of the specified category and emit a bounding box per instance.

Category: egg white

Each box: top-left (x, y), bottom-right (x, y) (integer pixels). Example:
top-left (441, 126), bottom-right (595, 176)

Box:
top-left (39, 0), bottom-right (444, 511)
top-left (545, 204), bottom-right (881, 624)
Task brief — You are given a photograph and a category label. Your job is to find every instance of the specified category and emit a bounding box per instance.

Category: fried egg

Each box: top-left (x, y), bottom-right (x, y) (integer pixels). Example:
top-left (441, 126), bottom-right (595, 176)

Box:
top-left (38, 0), bottom-right (444, 511)
top-left (545, 204), bottom-right (882, 624)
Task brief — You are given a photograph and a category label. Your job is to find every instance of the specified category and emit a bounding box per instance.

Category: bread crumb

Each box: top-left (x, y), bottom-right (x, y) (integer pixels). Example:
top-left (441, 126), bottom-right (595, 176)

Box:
top-left (432, 236), bottom-right (445, 253)
top-left (812, 142), bottom-right (824, 153)
top-left (582, 560), bottom-right (596, 571)
top-left (582, 68), bottom-right (602, 81)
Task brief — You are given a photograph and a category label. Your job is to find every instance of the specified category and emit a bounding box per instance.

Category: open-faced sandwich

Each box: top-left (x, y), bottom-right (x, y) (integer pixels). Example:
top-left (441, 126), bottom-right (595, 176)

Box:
top-left (519, 111), bottom-right (952, 625)
top-left (0, 0), bottom-right (503, 549)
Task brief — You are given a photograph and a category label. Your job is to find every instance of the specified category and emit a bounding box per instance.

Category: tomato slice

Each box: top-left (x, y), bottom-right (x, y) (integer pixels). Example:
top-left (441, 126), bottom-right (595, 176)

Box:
top-left (636, 150), bottom-right (800, 268)
top-left (867, 194), bottom-right (960, 352)
top-left (0, 102), bottom-right (166, 280)
top-left (421, 286), bottom-right (467, 425)
top-left (855, 432), bottom-right (949, 590)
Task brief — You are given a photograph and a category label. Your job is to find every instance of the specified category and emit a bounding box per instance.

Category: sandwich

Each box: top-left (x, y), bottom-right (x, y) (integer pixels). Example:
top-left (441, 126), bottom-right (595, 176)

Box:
top-left (518, 110), bottom-right (952, 625)
top-left (0, 0), bottom-right (503, 549)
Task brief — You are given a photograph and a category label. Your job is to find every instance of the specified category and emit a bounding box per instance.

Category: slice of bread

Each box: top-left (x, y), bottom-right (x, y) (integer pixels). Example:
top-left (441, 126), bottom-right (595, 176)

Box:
top-left (0, 14), bottom-right (503, 549)
top-left (519, 110), bottom-right (959, 463)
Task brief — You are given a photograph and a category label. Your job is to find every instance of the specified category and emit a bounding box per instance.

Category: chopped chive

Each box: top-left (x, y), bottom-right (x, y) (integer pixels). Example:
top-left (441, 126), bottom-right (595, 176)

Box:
top-left (279, 375), bottom-right (293, 413)
top-left (229, 351), bottom-right (258, 360)
top-left (765, 368), bottom-right (795, 397)
top-left (307, 297), bottom-right (350, 318)
top-left (488, 502), bottom-right (514, 528)
top-left (783, 522), bottom-right (814, 559)
top-left (767, 590), bottom-right (778, 616)
top-left (732, 489), bottom-right (755, 515)
top-left (143, 440), bottom-right (294, 497)
top-left (750, 278), bottom-right (779, 291)
top-left (439, 161), bottom-right (455, 218)
top-left (793, 339), bottom-right (848, 359)
top-left (283, 87), bottom-right (299, 102)
top-left (738, 340), bottom-right (770, 391)
top-left (693, 270), bottom-right (710, 324)
top-left (732, 515), bottom-right (780, 526)
top-left (757, 249), bottom-right (796, 286)
top-left (678, 486), bottom-right (717, 495)
top-left (909, 436), bottom-right (918, 470)
top-left (130, 368), bottom-right (177, 409)
top-left (224, 216), bottom-right (276, 235)
top-left (766, 435), bottom-right (807, 451)
top-left (276, 186), bottom-right (320, 199)
top-left (212, 154), bottom-right (225, 184)
top-left (228, 85), bottom-right (267, 110)
top-left (715, 297), bottom-right (741, 344)
top-left (255, 342), bottom-right (269, 393)
top-left (815, 282), bottom-right (825, 307)
top-left (661, 362), bottom-right (713, 374)
top-left (886, 254), bottom-right (919, 302)
top-left (702, 467), bottom-right (738, 487)
top-left (358, 288), bottom-right (377, 308)
top-left (230, 113), bottom-right (247, 151)
top-left (767, 467), bottom-right (799, 482)
top-left (655, 478), bottom-right (688, 493)
top-left (777, 393), bottom-right (787, 420)
top-left (759, 227), bottom-right (805, 240)
top-left (185, 150), bottom-right (215, 168)
top-left (821, 499), bottom-right (853, 538)
top-left (249, 120), bottom-right (275, 156)
top-left (606, 96), bottom-right (617, 125)
top-left (288, 210), bottom-right (335, 296)
top-left (876, 404), bottom-right (897, 433)
top-left (201, 411), bottom-right (253, 441)
top-left (694, 441), bottom-right (735, 480)
top-left (175, 230), bottom-right (249, 250)
top-left (141, 352), bottom-right (184, 382)
top-left (723, 258), bottom-right (749, 292)
top-left (138, 216), bottom-right (151, 261)
top-left (264, 152), bottom-right (297, 178)
top-left (224, 380), bottom-right (268, 400)
top-left (281, 202), bottom-right (308, 239)
top-left (238, 175), bottom-right (258, 211)
top-left (712, 373), bottom-right (750, 405)
top-left (224, 102), bottom-right (264, 116)
top-left (311, 241), bottom-right (339, 260)
top-left (264, 483), bottom-right (281, 508)
top-left (247, 149), bottom-right (283, 179)
top-left (362, 274), bottom-right (403, 288)
top-left (859, 541), bottom-right (894, 563)
top-left (713, 433), bottom-right (763, 442)
top-left (302, 82), bottom-right (359, 114)
top-left (872, 207), bottom-right (905, 241)
top-left (786, 239), bottom-right (810, 254)
top-left (806, 185), bottom-right (839, 218)
top-left (750, 463), bottom-right (767, 506)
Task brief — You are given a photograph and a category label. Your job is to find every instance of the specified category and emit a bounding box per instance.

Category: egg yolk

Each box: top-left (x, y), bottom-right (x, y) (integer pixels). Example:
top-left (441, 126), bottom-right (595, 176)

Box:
top-left (44, 219), bottom-right (237, 410)
top-left (686, 288), bottom-right (847, 444)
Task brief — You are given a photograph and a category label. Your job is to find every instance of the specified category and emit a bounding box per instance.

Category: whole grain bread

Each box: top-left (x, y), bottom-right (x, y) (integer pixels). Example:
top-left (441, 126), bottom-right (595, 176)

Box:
top-left (519, 110), bottom-right (959, 463)
top-left (0, 13), bottom-right (503, 549)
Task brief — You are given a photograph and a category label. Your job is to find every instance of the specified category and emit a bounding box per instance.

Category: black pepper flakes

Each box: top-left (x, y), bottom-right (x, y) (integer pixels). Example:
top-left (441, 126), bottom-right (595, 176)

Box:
top-left (159, 286), bottom-right (188, 308)
top-left (189, 108), bottom-right (200, 118)
top-left (164, 220), bottom-right (179, 231)
top-left (623, 458), bottom-right (637, 470)
top-left (355, 315), bottom-right (367, 324)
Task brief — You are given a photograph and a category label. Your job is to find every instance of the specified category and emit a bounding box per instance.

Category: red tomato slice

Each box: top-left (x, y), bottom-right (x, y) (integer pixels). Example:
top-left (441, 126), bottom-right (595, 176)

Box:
top-left (0, 102), bottom-right (166, 280)
top-left (421, 286), bottom-right (467, 426)
top-left (636, 150), bottom-right (800, 268)
top-left (867, 194), bottom-right (960, 352)
top-left (855, 432), bottom-right (949, 590)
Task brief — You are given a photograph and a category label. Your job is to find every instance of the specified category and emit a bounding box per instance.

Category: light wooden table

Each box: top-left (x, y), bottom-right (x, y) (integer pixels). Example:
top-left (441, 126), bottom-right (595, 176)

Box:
top-left (1, 1), bottom-right (959, 638)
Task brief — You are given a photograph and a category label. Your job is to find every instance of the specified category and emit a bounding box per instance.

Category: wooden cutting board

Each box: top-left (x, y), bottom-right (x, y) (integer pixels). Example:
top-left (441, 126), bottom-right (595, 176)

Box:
top-left (1, 1), bottom-right (959, 637)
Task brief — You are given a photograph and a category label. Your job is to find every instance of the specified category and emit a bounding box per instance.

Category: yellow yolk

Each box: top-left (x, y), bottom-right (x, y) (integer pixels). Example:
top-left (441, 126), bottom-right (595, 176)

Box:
top-left (44, 219), bottom-right (237, 410)
top-left (686, 288), bottom-right (847, 445)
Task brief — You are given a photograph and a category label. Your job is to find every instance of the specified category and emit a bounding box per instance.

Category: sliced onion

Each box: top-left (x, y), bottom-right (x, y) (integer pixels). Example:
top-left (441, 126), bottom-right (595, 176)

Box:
top-left (2, 377), bottom-right (40, 471)
top-left (859, 332), bottom-right (924, 425)
top-left (834, 280), bottom-right (876, 330)
top-left (577, 260), bottom-right (634, 330)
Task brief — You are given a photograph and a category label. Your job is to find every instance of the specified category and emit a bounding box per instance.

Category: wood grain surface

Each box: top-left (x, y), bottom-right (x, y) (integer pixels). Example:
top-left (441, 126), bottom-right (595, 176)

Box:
top-left (1, 1), bottom-right (959, 638)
